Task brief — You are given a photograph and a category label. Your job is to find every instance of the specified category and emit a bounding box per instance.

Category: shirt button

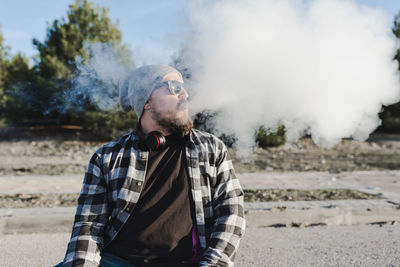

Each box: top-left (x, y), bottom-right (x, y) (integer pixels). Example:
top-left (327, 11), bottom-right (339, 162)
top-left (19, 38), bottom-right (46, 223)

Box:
top-left (137, 181), bottom-right (142, 186)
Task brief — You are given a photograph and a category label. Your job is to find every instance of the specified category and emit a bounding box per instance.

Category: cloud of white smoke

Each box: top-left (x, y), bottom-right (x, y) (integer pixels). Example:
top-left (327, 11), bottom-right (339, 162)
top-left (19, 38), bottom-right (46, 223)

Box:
top-left (180, 0), bottom-right (400, 156)
top-left (64, 42), bottom-right (134, 113)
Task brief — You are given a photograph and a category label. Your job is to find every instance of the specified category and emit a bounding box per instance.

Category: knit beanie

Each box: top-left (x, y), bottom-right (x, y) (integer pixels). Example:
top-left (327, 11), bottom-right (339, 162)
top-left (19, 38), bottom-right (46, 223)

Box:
top-left (119, 64), bottom-right (183, 118)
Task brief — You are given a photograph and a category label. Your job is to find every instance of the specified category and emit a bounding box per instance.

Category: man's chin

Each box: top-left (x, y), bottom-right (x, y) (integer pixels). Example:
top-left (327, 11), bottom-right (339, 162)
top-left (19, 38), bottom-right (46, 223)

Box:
top-left (174, 115), bottom-right (193, 131)
top-left (152, 108), bottom-right (193, 135)
top-left (156, 116), bottom-right (193, 135)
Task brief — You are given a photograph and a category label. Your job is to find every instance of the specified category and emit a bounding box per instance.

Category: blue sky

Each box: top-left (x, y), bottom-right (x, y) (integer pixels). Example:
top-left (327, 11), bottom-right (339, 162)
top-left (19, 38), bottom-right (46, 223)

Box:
top-left (0, 0), bottom-right (399, 65)
top-left (0, 0), bottom-right (188, 65)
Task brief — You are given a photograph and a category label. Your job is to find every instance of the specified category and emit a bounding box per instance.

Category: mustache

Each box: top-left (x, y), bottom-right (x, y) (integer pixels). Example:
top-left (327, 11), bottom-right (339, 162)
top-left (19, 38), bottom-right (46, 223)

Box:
top-left (178, 99), bottom-right (188, 109)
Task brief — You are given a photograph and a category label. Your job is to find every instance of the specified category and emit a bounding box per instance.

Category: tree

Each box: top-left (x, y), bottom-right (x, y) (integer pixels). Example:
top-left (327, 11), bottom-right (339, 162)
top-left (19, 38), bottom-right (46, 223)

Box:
top-left (30, 0), bottom-right (131, 121)
top-left (0, 27), bottom-right (13, 128)
top-left (0, 27), bottom-right (9, 113)
top-left (0, 27), bottom-right (35, 127)
top-left (2, 53), bottom-right (34, 124)
top-left (33, 0), bottom-right (123, 80)
top-left (1, 1), bottom-right (137, 139)
top-left (393, 12), bottom-right (400, 70)
top-left (378, 11), bottom-right (400, 132)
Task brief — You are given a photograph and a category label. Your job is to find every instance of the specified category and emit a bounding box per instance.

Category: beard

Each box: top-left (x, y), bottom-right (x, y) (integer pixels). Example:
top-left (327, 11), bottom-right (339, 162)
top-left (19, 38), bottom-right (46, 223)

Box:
top-left (151, 104), bottom-right (193, 136)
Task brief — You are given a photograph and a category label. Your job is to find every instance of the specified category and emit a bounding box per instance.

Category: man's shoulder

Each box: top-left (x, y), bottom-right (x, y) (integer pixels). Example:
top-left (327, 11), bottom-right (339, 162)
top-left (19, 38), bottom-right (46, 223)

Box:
top-left (94, 131), bottom-right (134, 156)
top-left (190, 129), bottom-right (226, 150)
top-left (191, 128), bottom-right (218, 141)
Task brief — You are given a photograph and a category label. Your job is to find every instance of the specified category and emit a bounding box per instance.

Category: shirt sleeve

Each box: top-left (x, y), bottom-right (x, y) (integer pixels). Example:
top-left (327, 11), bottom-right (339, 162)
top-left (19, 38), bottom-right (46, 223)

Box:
top-left (200, 142), bottom-right (246, 267)
top-left (62, 151), bottom-right (109, 267)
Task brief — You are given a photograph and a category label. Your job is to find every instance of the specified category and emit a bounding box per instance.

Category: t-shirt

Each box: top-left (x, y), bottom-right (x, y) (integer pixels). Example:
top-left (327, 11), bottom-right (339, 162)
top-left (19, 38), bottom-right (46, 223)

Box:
top-left (104, 134), bottom-right (197, 266)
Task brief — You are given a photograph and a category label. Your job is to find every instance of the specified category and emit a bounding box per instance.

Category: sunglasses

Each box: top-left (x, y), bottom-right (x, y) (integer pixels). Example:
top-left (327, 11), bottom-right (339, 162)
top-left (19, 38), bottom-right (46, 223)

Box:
top-left (154, 80), bottom-right (185, 95)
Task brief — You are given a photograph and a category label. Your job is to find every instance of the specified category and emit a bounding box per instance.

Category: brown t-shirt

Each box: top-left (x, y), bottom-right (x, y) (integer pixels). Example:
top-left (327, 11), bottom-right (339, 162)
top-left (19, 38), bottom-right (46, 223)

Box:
top-left (104, 134), bottom-right (196, 266)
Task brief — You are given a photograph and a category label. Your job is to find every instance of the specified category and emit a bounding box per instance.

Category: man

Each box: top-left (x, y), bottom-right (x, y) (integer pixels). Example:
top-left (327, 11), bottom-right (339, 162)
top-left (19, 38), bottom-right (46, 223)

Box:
top-left (60, 65), bottom-right (245, 267)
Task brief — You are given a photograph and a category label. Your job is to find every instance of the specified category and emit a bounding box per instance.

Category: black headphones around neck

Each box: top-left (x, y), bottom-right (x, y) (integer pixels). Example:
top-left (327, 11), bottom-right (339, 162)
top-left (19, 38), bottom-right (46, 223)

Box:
top-left (136, 130), bottom-right (167, 151)
top-left (134, 122), bottom-right (190, 151)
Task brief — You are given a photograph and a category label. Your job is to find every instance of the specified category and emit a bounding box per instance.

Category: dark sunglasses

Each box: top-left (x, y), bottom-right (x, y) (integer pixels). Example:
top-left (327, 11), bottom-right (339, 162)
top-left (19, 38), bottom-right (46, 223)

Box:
top-left (154, 80), bottom-right (185, 95)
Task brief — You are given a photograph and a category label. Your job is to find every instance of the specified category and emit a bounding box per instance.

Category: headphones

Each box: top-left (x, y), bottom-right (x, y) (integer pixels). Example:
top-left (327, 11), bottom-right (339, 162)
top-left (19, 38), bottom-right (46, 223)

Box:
top-left (135, 130), bottom-right (167, 151)
top-left (134, 121), bottom-right (190, 151)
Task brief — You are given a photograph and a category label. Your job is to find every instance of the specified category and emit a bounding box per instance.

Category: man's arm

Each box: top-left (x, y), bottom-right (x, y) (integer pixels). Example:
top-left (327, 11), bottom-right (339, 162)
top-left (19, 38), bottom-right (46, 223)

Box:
top-left (63, 152), bottom-right (109, 267)
top-left (200, 143), bottom-right (246, 267)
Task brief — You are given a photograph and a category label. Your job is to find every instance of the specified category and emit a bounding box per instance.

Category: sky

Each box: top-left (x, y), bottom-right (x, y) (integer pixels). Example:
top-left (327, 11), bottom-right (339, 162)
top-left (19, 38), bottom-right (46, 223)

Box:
top-left (0, 0), bottom-right (188, 65)
top-left (0, 0), bottom-right (399, 65)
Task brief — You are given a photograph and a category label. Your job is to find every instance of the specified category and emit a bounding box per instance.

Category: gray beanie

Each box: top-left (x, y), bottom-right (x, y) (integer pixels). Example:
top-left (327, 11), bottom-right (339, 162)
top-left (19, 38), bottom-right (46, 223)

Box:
top-left (119, 64), bottom-right (183, 118)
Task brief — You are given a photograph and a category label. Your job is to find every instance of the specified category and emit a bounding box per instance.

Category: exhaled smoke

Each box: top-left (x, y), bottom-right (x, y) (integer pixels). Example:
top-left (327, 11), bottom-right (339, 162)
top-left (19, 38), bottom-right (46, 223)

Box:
top-left (64, 42), bottom-right (135, 112)
top-left (180, 0), bottom-right (400, 156)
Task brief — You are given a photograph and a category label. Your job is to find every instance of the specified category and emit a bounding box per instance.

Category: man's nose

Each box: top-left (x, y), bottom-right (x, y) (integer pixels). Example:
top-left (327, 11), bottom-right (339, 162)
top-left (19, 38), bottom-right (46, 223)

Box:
top-left (179, 87), bottom-right (189, 100)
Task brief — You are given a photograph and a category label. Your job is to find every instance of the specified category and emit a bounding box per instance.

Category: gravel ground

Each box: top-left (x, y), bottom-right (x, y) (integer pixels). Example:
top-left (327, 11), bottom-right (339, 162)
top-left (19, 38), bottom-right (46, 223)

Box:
top-left (2, 133), bottom-right (400, 176)
top-left (0, 132), bottom-right (398, 208)
top-left (1, 224), bottom-right (399, 267)
top-left (243, 188), bottom-right (381, 202)
top-left (236, 224), bottom-right (400, 266)
top-left (0, 140), bottom-right (101, 176)
top-left (0, 189), bottom-right (382, 208)
top-left (233, 134), bottom-right (400, 173)
top-left (0, 193), bottom-right (78, 208)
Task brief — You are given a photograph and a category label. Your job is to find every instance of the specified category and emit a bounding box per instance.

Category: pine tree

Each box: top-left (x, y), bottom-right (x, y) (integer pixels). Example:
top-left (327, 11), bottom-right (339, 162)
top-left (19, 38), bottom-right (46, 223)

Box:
top-left (30, 0), bottom-right (131, 121)
top-left (0, 28), bottom-right (9, 111)
top-left (378, 11), bottom-right (400, 132)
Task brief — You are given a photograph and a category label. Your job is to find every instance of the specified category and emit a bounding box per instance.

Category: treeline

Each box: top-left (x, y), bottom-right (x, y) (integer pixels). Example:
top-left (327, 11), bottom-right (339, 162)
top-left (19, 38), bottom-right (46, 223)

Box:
top-left (1, 0), bottom-right (400, 146)
top-left (0, 0), bottom-right (137, 139)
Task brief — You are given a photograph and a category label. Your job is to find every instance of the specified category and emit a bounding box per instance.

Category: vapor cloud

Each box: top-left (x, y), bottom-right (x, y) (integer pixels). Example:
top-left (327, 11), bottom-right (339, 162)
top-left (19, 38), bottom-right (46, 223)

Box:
top-left (65, 42), bottom-right (134, 112)
top-left (180, 0), bottom-right (400, 155)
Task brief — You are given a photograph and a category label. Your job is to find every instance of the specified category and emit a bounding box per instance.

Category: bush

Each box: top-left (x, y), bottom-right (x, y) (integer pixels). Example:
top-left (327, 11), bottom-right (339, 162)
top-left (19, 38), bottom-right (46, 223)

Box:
top-left (255, 125), bottom-right (286, 148)
top-left (378, 102), bottom-right (400, 133)
top-left (193, 110), bottom-right (237, 147)
top-left (193, 110), bottom-right (287, 148)
top-left (82, 109), bottom-right (138, 140)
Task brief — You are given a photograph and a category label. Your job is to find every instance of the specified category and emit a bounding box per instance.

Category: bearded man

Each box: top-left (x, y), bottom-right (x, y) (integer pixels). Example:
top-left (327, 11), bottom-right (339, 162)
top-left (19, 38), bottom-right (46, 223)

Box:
top-left (59, 65), bottom-right (245, 267)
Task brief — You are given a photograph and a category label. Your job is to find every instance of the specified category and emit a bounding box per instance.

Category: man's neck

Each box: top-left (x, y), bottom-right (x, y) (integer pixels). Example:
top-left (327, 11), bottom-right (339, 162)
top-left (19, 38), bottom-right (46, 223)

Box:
top-left (139, 114), bottom-right (171, 136)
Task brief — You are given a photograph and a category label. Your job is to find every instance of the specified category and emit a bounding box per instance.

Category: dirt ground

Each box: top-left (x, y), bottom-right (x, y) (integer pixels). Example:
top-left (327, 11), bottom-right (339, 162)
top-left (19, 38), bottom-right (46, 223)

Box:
top-left (0, 188), bottom-right (383, 208)
top-left (1, 131), bottom-right (400, 208)
top-left (1, 132), bottom-right (400, 176)
top-left (234, 133), bottom-right (400, 173)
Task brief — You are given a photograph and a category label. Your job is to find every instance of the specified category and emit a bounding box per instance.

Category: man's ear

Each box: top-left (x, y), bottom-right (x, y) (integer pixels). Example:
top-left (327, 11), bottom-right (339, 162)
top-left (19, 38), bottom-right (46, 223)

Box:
top-left (144, 103), bottom-right (151, 110)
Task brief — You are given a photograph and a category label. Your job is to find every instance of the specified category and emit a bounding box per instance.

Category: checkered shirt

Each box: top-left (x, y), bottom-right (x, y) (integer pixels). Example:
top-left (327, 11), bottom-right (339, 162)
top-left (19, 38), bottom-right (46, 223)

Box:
top-left (62, 129), bottom-right (245, 267)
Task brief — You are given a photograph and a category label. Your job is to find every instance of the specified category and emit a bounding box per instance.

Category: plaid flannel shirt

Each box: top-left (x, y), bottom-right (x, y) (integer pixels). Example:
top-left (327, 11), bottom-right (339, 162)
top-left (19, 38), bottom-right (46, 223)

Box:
top-left (62, 129), bottom-right (245, 267)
